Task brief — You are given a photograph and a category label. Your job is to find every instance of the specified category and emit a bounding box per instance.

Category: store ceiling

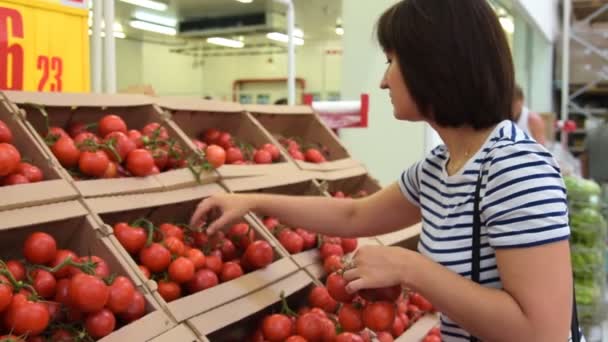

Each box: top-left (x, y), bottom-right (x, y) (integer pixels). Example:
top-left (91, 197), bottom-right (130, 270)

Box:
top-left (112, 0), bottom-right (343, 49)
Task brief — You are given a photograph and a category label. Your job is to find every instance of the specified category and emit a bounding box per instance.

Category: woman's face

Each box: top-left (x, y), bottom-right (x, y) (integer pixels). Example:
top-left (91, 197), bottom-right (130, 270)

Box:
top-left (380, 52), bottom-right (426, 122)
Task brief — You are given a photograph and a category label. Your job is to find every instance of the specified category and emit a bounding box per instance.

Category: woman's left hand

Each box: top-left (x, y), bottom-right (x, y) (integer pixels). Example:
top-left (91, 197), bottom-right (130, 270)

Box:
top-left (343, 245), bottom-right (416, 294)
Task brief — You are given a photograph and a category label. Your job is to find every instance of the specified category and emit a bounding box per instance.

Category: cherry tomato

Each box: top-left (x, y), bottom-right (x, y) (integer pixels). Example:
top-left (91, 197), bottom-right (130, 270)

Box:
top-left (203, 129), bottom-right (221, 144)
top-left (69, 273), bottom-right (110, 313)
top-left (285, 336), bottom-right (308, 342)
top-left (320, 242), bottom-right (344, 259)
top-left (376, 331), bottom-right (394, 342)
top-left (2, 174), bottom-right (28, 186)
top-left (253, 149), bottom-right (272, 164)
top-left (98, 114), bottom-right (127, 137)
top-left (126, 149), bottom-right (155, 177)
top-left (54, 278), bottom-right (71, 306)
top-left (205, 255), bottom-right (223, 275)
top-left (16, 163), bottom-right (43, 183)
top-left (139, 243), bottom-right (171, 273)
top-left (192, 139), bottom-right (207, 151)
top-left (79, 150), bottom-right (110, 178)
top-left (0, 143), bottom-right (20, 176)
top-left (323, 255), bottom-right (344, 274)
top-left (0, 120), bottom-right (12, 143)
top-left (290, 148), bottom-right (305, 161)
top-left (9, 300), bottom-right (50, 336)
top-left (391, 314), bottom-right (406, 337)
top-left (308, 286), bottom-right (338, 313)
top-left (205, 144), bottom-right (226, 168)
top-left (217, 132), bottom-right (233, 150)
top-left (104, 131), bottom-right (136, 162)
top-left (72, 256), bottom-right (110, 279)
top-left (220, 261), bottom-right (244, 282)
top-left (262, 143), bottom-right (280, 161)
top-left (227, 223), bottom-right (255, 250)
top-left (187, 269), bottom-right (218, 293)
top-left (114, 222), bottom-right (147, 254)
top-left (359, 285), bottom-right (402, 303)
top-left (336, 332), bottom-right (365, 342)
top-left (186, 249), bottom-right (206, 270)
top-left (341, 238), bottom-right (358, 254)
top-left (422, 335), bottom-right (441, 342)
top-left (338, 303), bottom-right (364, 332)
top-left (142, 123), bottom-right (168, 141)
top-left (263, 217), bottom-right (279, 232)
top-left (119, 291), bottom-right (146, 323)
top-left (168, 257), bottom-right (195, 284)
top-left (23, 232), bottom-right (57, 265)
top-left (85, 308), bottom-right (116, 339)
top-left (51, 136), bottom-right (80, 168)
top-left (362, 301), bottom-right (395, 332)
top-left (67, 121), bottom-right (87, 138)
top-left (295, 312), bottom-right (323, 341)
top-left (138, 265), bottom-right (151, 279)
top-left (326, 272), bottom-right (355, 303)
top-left (262, 314), bottom-right (293, 341)
top-left (73, 132), bottom-right (100, 147)
top-left (157, 280), bottom-right (181, 302)
top-left (30, 269), bottom-right (56, 299)
top-left (243, 240), bottom-right (274, 270)
top-left (225, 147), bottom-right (244, 164)
top-left (410, 292), bottom-right (434, 312)
top-left (127, 129), bottom-right (144, 148)
top-left (107, 276), bottom-right (136, 314)
top-left (50, 249), bottom-right (78, 279)
top-left (164, 236), bottom-right (186, 256)
top-left (159, 223), bottom-right (184, 241)
top-left (305, 148), bottom-right (326, 163)
top-left (6, 260), bottom-right (25, 281)
top-left (295, 228), bottom-right (317, 250)
top-left (0, 282), bottom-right (13, 312)
top-left (278, 229), bottom-right (304, 254)
top-left (50, 328), bottom-right (73, 342)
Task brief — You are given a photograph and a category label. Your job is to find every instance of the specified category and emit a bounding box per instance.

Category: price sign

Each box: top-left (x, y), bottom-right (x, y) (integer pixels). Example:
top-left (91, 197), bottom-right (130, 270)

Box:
top-left (0, 0), bottom-right (89, 92)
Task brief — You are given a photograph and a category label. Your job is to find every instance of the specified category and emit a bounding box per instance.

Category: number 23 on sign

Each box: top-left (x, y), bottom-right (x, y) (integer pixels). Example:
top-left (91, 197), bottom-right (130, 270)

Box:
top-left (0, 6), bottom-right (63, 92)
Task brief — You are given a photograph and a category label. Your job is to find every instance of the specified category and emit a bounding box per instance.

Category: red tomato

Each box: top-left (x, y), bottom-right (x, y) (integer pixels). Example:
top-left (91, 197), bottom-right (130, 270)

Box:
top-left (192, 139), bottom-right (207, 151)
top-left (295, 228), bottom-right (317, 250)
top-left (359, 285), bottom-right (402, 303)
top-left (2, 173), bottom-right (28, 186)
top-left (191, 231), bottom-right (209, 248)
top-left (157, 280), bottom-right (181, 302)
top-left (30, 270), bottom-right (56, 299)
top-left (16, 163), bottom-right (43, 183)
top-left (72, 256), bottom-right (110, 279)
top-left (104, 131), bottom-right (136, 162)
top-left (262, 143), bottom-right (280, 161)
top-left (243, 240), bottom-right (274, 270)
top-left (151, 147), bottom-right (169, 171)
top-left (204, 255), bottom-right (223, 275)
top-left (376, 331), bottom-right (394, 342)
top-left (138, 265), bottom-right (151, 279)
top-left (0, 283), bottom-right (12, 312)
top-left (319, 318), bottom-right (337, 341)
top-left (164, 236), bottom-right (186, 256)
top-left (142, 123), bottom-right (168, 141)
top-left (54, 279), bottom-right (71, 306)
top-left (127, 129), bottom-right (144, 148)
top-left (217, 132), bottom-right (233, 150)
top-left (114, 222), bottom-right (147, 254)
top-left (119, 291), bottom-right (145, 323)
top-left (308, 286), bottom-right (338, 313)
top-left (85, 308), bottom-right (116, 339)
top-left (341, 238), bottom-right (358, 254)
top-left (227, 223), bottom-right (255, 250)
top-left (186, 269), bottom-right (219, 293)
top-left (79, 150), bottom-right (110, 178)
top-left (8, 300), bottom-right (50, 336)
top-left (320, 243), bottom-right (344, 259)
top-left (305, 148), bottom-right (326, 163)
top-left (391, 315), bottom-right (406, 337)
top-left (290, 149), bottom-right (305, 161)
top-left (225, 147), bottom-right (244, 164)
top-left (216, 238), bottom-right (235, 261)
top-left (73, 132), bottom-right (100, 147)
top-left (263, 217), bottom-right (279, 232)
top-left (205, 144), bottom-right (226, 168)
top-left (23, 232), bottom-right (57, 265)
top-left (323, 255), bottom-right (344, 274)
top-left (107, 276), bottom-right (136, 314)
top-left (159, 223), bottom-right (184, 241)
top-left (428, 327), bottom-right (441, 336)
top-left (50, 328), bottom-right (73, 342)
top-left (45, 301), bottom-right (61, 323)
top-left (0, 120), bottom-right (12, 143)
top-left (410, 292), bottom-right (434, 312)
top-left (67, 121), bottom-right (87, 138)
top-left (98, 114), bottom-right (127, 137)
top-left (253, 149), bottom-right (272, 164)
top-left (278, 229), bottom-right (304, 254)
top-left (262, 314), bottom-right (293, 342)
top-left (336, 332), bottom-right (365, 342)
top-left (183, 249), bottom-right (204, 270)
top-left (285, 336), bottom-right (308, 342)
top-left (203, 128), bottom-right (221, 144)
top-left (295, 312), bottom-right (323, 341)
top-left (6, 260), bottom-right (25, 281)
top-left (169, 257), bottom-right (195, 284)
top-left (338, 303), bottom-right (364, 332)
top-left (51, 137), bottom-right (80, 168)
top-left (69, 273), bottom-right (109, 313)
top-left (398, 312), bottom-right (410, 329)
top-left (50, 250), bottom-right (78, 279)
top-left (126, 149), bottom-right (155, 177)
top-left (362, 301), bottom-right (395, 332)
top-left (0, 143), bottom-right (20, 176)
top-left (220, 261), bottom-right (244, 282)
top-left (140, 243), bottom-right (171, 273)
top-left (326, 272), bottom-right (355, 303)
top-left (422, 335), bottom-right (441, 342)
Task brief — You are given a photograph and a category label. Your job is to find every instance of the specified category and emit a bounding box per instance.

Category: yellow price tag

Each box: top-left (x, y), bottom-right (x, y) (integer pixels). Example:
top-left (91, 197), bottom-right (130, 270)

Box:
top-left (0, 0), bottom-right (90, 92)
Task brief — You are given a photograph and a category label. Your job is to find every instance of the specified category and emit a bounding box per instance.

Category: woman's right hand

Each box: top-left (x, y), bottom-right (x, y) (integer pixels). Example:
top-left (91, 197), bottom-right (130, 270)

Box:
top-left (189, 193), bottom-right (255, 235)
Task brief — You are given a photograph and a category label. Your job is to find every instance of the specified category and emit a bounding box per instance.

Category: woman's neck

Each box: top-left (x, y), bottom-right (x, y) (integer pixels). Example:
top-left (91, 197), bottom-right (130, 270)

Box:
top-left (432, 123), bottom-right (497, 175)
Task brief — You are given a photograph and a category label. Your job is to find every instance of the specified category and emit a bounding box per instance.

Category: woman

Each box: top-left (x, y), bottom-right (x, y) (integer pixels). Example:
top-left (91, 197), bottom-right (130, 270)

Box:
top-left (190, 1), bottom-right (575, 340)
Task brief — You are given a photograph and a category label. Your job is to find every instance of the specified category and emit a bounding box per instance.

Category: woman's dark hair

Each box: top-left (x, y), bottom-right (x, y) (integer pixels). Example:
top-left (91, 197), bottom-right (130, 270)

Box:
top-left (376, 0), bottom-right (515, 129)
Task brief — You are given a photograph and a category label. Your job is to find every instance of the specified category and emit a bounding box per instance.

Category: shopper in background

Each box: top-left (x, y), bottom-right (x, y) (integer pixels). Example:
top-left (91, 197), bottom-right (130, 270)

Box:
top-left (581, 119), bottom-right (608, 184)
top-left (191, 1), bottom-right (577, 341)
top-left (512, 85), bottom-right (546, 145)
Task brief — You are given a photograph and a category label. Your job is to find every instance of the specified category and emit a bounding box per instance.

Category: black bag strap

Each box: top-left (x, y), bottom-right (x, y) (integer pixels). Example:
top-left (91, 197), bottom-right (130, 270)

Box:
top-left (469, 171), bottom-right (581, 342)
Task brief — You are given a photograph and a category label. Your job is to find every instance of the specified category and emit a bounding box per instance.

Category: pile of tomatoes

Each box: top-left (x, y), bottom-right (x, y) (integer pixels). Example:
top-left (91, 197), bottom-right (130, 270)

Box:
top-left (248, 277), bottom-right (436, 342)
top-left (43, 114), bottom-right (220, 180)
top-left (261, 216), bottom-right (358, 260)
top-left (277, 136), bottom-right (328, 164)
top-left (0, 232), bottom-right (145, 341)
top-left (113, 219), bottom-right (275, 303)
top-left (0, 120), bottom-right (44, 187)
top-left (191, 128), bottom-right (282, 166)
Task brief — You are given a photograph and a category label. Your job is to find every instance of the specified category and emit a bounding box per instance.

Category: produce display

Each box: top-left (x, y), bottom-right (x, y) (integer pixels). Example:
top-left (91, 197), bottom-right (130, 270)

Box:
top-left (0, 232), bottom-right (145, 341)
top-left (565, 176), bottom-right (607, 324)
top-left (277, 136), bottom-right (329, 163)
top-left (113, 219), bottom-right (275, 303)
top-left (192, 128), bottom-right (282, 166)
top-left (0, 120), bottom-right (44, 186)
top-left (41, 114), bottom-right (220, 180)
top-left (247, 280), bottom-right (437, 342)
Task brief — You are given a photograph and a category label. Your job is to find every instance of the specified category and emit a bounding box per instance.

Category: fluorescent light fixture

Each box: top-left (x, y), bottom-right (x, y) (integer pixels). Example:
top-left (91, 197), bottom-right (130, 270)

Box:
top-left (133, 11), bottom-right (177, 27)
top-left (87, 17), bottom-right (124, 33)
top-left (294, 28), bottom-right (304, 38)
top-left (335, 26), bottom-right (344, 36)
top-left (499, 17), bottom-right (514, 34)
top-left (266, 32), bottom-right (304, 45)
top-left (235, 0), bottom-right (254, 3)
top-left (130, 20), bottom-right (176, 35)
top-left (206, 37), bottom-right (244, 48)
top-left (119, 0), bottom-right (168, 11)
top-left (88, 29), bottom-right (126, 39)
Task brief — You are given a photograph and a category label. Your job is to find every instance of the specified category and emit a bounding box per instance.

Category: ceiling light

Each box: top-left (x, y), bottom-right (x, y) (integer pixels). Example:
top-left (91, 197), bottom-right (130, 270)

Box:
top-left (119, 0), bottom-right (168, 11)
top-left (335, 26), bottom-right (344, 36)
top-left (206, 37), bottom-right (244, 48)
top-left (235, 0), bottom-right (254, 3)
top-left (133, 11), bottom-right (177, 27)
top-left (88, 29), bottom-right (126, 39)
top-left (130, 20), bottom-right (176, 35)
top-left (266, 32), bottom-right (304, 45)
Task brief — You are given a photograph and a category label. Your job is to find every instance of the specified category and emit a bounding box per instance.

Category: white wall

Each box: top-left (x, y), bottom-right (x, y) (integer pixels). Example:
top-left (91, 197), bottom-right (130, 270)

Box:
top-left (513, 0), bottom-right (559, 43)
top-left (339, 0), bottom-right (425, 186)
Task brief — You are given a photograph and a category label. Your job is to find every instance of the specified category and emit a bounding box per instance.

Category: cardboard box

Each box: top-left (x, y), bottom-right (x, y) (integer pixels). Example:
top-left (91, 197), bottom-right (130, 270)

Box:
top-left (245, 104), bottom-right (361, 171)
top-left (0, 93), bottom-right (78, 211)
top-left (222, 173), bottom-right (380, 268)
top-left (86, 184), bottom-right (298, 323)
top-left (148, 323), bottom-right (204, 342)
top-left (156, 96), bottom-right (298, 178)
top-left (2, 91), bottom-right (218, 197)
top-left (307, 165), bottom-right (382, 197)
top-left (0, 201), bottom-right (176, 341)
top-left (189, 265), bottom-right (438, 342)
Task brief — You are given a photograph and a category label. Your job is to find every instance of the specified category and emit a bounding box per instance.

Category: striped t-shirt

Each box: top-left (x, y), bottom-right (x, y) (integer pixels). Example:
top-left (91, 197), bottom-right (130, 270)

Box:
top-left (399, 120), bottom-right (571, 341)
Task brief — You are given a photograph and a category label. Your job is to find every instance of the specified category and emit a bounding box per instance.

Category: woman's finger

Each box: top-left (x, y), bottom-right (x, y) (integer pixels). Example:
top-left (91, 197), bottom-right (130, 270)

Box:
top-left (189, 198), bottom-right (215, 228)
top-left (345, 278), bottom-right (366, 294)
top-left (206, 211), bottom-right (232, 235)
top-left (342, 268), bottom-right (360, 282)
